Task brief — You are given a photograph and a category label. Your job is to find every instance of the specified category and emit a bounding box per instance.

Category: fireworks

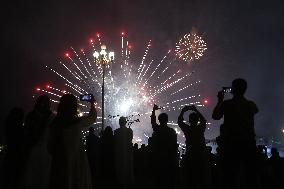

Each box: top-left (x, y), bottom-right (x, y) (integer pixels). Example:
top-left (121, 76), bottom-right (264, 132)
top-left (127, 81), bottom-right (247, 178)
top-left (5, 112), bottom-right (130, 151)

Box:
top-left (35, 32), bottom-right (208, 144)
top-left (175, 33), bottom-right (207, 62)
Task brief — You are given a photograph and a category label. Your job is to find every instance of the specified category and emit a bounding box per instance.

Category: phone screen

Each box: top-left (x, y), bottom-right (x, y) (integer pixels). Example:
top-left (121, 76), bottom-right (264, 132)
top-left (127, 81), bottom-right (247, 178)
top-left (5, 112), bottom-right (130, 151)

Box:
top-left (80, 94), bottom-right (92, 101)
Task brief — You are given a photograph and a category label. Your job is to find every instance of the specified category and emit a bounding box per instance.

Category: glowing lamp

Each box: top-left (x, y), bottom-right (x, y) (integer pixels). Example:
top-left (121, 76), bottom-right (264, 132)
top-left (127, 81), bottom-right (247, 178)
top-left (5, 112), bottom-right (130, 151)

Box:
top-left (93, 51), bottom-right (99, 59)
top-left (65, 53), bottom-right (69, 57)
top-left (36, 88), bottom-right (41, 91)
top-left (96, 33), bottom-right (100, 37)
top-left (100, 49), bottom-right (107, 56)
top-left (101, 45), bottom-right (106, 50)
top-left (121, 32), bottom-right (125, 36)
top-left (109, 52), bottom-right (114, 60)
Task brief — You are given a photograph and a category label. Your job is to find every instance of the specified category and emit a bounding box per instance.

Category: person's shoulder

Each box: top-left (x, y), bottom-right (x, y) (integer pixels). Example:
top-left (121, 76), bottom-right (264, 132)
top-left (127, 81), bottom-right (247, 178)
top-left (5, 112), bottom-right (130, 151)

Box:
top-left (167, 127), bottom-right (176, 135)
top-left (247, 99), bottom-right (258, 113)
top-left (114, 128), bottom-right (120, 133)
top-left (127, 127), bottom-right (133, 133)
top-left (247, 99), bottom-right (257, 105)
top-left (223, 99), bottom-right (233, 104)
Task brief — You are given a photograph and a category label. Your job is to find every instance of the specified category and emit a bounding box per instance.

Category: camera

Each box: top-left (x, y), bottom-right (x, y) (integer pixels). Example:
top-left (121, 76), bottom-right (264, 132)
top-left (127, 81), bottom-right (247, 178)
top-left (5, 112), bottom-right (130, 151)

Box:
top-left (222, 87), bottom-right (232, 93)
top-left (79, 94), bottom-right (93, 102)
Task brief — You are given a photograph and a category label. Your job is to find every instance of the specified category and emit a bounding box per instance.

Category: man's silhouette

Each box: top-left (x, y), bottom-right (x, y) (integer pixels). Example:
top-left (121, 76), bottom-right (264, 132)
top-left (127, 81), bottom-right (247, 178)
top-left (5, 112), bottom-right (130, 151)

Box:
top-left (150, 104), bottom-right (177, 189)
top-left (178, 105), bottom-right (210, 189)
top-left (212, 78), bottom-right (258, 189)
top-left (86, 127), bottom-right (100, 186)
top-left (114, 117), bottom-right (134, 189)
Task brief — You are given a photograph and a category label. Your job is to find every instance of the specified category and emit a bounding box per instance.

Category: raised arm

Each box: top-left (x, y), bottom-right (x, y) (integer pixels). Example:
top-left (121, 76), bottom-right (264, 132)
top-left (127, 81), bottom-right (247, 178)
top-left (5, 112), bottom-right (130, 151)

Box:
top-left (178, 106), bottom-right (189, 133)
top-left (212, 91), bottom-right (224, 120)
top-left (151, 104), bottom-right (159, 132)
top-left (81, 96), bottom-right (97, 127)
top-left (192, 105), bottom-right (206, 125)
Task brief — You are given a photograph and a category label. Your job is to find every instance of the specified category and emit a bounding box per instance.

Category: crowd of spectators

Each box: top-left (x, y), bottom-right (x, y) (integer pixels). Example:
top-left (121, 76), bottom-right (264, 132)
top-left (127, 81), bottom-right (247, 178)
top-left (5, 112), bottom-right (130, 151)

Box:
top-left (0, 78), bottom-right (283, 189)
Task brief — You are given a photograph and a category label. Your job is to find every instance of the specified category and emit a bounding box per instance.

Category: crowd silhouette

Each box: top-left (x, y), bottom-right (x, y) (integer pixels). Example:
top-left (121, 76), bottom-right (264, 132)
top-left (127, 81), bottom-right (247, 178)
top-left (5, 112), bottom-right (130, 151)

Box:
top-left (0, 78), bottom-right (284, 189)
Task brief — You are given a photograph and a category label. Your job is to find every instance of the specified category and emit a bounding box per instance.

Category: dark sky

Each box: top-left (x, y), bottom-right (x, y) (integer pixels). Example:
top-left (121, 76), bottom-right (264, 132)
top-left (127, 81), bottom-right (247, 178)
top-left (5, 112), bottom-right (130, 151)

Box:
top-left (1, 0), bottom-right (284, 143)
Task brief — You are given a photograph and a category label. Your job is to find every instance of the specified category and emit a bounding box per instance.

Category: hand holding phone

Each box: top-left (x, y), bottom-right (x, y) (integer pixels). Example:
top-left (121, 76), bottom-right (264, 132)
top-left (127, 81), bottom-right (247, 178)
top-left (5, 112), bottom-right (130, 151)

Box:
top-left (80, 94), bottom-right (94, 102)
top-left (222, 87), bottom-right (232, 93)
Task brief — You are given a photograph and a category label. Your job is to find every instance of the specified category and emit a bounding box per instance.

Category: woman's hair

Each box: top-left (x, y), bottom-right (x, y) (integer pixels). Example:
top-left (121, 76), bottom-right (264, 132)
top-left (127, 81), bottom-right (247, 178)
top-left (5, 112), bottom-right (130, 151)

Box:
top-left (103, 126), bottom-right (113, 137)
top-left (188, 112), bottom-right (199, 125)
top-left (34, 95), bottom-right (51, 113)
top-left (54, 94), bottom-right (78, 125)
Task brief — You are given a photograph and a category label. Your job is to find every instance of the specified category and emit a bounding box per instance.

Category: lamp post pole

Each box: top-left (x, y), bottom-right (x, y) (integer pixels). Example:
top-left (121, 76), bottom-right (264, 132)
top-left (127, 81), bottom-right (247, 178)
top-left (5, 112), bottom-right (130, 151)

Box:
top-left (93, 45), bottom-right (114, 132)
top-left (101, 63), bottom-right (105, 131)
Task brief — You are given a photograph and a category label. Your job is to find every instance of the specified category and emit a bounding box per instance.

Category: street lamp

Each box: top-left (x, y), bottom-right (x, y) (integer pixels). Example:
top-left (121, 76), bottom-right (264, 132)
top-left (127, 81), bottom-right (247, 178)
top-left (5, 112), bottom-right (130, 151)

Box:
top-left (93, 45), bottom-right (114, 131)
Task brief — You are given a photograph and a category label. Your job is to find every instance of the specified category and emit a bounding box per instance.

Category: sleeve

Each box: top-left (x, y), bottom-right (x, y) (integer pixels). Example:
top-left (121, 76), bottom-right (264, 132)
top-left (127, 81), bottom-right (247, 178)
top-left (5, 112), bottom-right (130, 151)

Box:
top-left (178, 114), bottom-right (189, 134)
top-left (250, 101), bottom-right (259, 114)
top-left (151, 111), bottom-right (159, 132)
top-left (212, 101), bottom-right (225, 120)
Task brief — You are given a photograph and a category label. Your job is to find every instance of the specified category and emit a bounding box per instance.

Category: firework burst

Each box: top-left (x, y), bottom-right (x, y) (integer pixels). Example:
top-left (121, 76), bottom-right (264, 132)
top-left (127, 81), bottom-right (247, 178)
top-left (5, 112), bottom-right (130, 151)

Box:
top-left (35, 32), bottom-right (208, 144)
top-left (175, 33), bottom-right (207, 62)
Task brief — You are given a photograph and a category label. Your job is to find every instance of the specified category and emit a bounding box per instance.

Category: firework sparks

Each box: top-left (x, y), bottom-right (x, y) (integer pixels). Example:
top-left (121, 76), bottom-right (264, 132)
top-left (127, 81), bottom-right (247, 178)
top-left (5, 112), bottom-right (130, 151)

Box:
top-left (175, 33), bottom-right (207, 62)
top-left (35, 31), bottom-right (208, 144)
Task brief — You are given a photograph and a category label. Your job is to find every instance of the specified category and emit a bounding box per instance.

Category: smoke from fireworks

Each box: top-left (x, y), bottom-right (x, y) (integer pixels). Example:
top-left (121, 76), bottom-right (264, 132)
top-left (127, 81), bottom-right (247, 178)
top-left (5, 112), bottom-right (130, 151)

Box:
top-left (35, 32), bottom-right (207, 144)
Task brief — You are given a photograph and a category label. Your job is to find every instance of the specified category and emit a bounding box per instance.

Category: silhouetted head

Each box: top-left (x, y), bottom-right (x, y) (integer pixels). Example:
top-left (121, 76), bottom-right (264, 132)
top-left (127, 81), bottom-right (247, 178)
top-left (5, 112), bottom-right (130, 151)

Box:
top-left (34, 95), bottom-right (51, 114)
top-left (188, 112), bottom-right (199, 126)
top-left (119, 116), bottom-right (127, 127)
top-left (232, 78), bottom-right (247, 97)
top-left (103, 126), bottom-right (113, 138)
top-left (89, 127), bottom-right (94, 134)
top-left (158, 113), bottom-right (168, 125)
top-left (271, 148), bottom-right (279, 157)
top-left (57, 94), bottom-right (78, 119)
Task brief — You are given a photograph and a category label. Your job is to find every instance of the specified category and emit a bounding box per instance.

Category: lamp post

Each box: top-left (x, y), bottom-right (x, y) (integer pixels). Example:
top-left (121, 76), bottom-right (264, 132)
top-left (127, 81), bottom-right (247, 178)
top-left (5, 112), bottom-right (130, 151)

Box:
top-left (93, 45), bottom-right (114, 131)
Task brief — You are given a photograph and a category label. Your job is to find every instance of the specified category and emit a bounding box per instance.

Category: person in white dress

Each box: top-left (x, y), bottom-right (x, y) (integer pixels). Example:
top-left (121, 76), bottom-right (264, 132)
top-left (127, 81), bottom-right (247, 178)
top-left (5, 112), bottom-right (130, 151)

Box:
top-left (23, 95), bottom-right (54, 189)
top-left (48, 94), bottom-right (97, 189)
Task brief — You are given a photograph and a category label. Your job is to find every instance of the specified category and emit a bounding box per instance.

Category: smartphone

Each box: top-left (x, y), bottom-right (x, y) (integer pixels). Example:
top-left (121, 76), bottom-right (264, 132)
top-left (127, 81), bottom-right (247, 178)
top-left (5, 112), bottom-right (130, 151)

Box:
top-left (222, 87), bottom-right (232, 93)
top-left (79, 94), bottom-right (93, 102)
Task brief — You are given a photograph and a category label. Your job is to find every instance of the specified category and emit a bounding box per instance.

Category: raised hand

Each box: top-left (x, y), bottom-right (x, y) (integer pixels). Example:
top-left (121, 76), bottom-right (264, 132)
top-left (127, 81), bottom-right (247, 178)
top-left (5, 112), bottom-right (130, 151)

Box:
top-left (153, 104), bottom-right (159, 111)
top-left (89, 94), bottom-right (95, 104)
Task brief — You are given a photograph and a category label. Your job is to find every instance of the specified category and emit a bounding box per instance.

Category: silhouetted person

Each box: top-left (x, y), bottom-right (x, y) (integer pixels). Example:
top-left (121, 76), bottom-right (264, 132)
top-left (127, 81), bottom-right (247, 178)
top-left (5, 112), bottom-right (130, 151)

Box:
top-left (267, 148), bottom-right (282, 188)
top-left (133, 143), bottom-right (139, 180)
top-left (48, 94), bottom-right (97, 189)
top-left (3, 107), bottom-right (25, 189)
top-left (178, 105), bottom-right (210, 189)
top-left (23, 95), bottom-right (53, 189)
top-left (25, 95), bottom-right (53, 148)
top-left (150, 104), bottom-right (177, 189)
top-left (100, 126), bottom-right (115, 185)
top-left (212, 78), bottom-right (259, 189)
top-left (86, 127), bottom-right (100, 187)
top-left (114, 116), bottom-right (134, 189)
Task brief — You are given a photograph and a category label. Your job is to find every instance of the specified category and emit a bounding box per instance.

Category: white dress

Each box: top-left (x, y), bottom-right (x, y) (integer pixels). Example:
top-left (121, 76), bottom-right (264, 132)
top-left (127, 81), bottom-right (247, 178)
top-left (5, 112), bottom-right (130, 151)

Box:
top-left (49, 117), bottom-right (94, 189)
top-left (23, 116), bottom-right (53, 189)
top-left (60, 122), bottom-right (92, 189)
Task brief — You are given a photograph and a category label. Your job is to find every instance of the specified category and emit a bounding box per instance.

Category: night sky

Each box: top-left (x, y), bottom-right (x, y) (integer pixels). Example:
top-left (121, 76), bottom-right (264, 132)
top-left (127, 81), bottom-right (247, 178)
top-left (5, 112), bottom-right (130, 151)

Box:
top-left (1, 0), bottom-right (284, 144)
